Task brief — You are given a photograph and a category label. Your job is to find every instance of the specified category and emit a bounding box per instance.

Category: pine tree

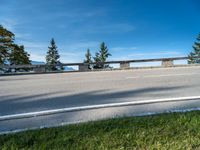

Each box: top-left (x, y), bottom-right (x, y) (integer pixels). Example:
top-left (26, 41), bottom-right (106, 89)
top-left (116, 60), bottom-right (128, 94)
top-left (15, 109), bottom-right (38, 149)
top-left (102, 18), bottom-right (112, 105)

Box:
top-left (46, 38), bottom-right (60, 71)
top-left (188, 33), bottom-right (200, 64)
top-left (93, 42), bottom-right (111, 69)
top-left (9, 44), bottom-right (31, 71)
top-left (9, 44), bottom-right (31, 65)
top-left (99, 42), bottom-right (111, 63)
top-left (93, 52), bottom-right (102, 69)
top-left (84, 49), bottom-right (92, 69)
top-left (84, 49), bottom-right (92, 63)
top-left (0, 25), bottom-right (15, 64)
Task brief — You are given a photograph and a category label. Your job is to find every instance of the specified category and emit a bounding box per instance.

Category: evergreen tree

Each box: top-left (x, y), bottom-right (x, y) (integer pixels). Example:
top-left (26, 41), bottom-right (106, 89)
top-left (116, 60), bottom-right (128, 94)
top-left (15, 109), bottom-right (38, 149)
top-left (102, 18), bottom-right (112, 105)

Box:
top-left (93, 52), bottom-right (102, 69)
top-left (46, 38), bottom-right (60, 71)
top-left (84, 49), bottom-right (92, 63)
top-left (9, 44), bottom-right (31, 65)
top-left (9, 44), bottom-right (31, 72)
top-left (99, 42), bottom-right (111, 63)
top-left (0, 25), bottom-right (15, 64)
top-left (93, 42), bottom-right (111, 69)
top-left (84, 49), bottom-right (93, 69)
top-left (188, 33), bottom-right (200, 64)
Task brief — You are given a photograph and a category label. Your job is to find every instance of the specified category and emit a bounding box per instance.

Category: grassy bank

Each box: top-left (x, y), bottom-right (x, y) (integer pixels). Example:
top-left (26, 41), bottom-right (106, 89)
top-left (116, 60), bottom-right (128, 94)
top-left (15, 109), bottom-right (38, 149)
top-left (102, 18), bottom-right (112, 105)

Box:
top-left (0, 111), bottom-right (200, 149)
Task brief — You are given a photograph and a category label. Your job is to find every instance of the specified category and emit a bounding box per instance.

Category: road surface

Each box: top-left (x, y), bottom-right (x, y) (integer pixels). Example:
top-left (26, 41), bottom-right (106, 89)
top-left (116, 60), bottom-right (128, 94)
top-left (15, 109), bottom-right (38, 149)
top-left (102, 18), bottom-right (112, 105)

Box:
top-left (0, 66), bottom-right (200, 133)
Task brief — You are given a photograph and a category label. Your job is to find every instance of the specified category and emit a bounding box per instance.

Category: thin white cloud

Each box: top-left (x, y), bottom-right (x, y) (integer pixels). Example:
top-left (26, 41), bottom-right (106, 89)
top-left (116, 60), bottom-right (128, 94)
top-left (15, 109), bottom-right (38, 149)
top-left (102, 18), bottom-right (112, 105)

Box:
top-left (60, 52), bottom-right (82, 57)
top-left (19, 41), bottom-right (47, 50)
top-left (61, 41), bottom-right (99, 50)
top-left (128, 51), bottom-right (183, 57)
top-left (15, 33), bottom-right (31, 39)
top-left (1, 18), bottom-right (32, 41)
top-left (111, 51), bottom-right (184, 61)
top-left (17, 41), bottom-right (48, 61)
top-left (30, 53), bottom-right (45, 62)
top-left (111, 46), bottom-right (138, 51)
top-left (1, 18), bottom-right (18, 31)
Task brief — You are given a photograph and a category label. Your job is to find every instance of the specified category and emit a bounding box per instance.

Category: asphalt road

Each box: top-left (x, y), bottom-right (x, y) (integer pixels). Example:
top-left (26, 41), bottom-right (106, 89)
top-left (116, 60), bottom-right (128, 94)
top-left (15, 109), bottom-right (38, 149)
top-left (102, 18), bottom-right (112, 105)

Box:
top-left (0, 66), bottom-right (200, 116)
top-left (0, 66), bottom-right (200, 133)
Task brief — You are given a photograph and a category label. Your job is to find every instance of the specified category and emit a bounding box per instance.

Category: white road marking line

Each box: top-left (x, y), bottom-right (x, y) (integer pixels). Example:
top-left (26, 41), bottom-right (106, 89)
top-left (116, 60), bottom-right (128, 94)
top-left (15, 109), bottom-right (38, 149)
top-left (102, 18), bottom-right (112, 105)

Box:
top-left (0, 96), bottom-right (200, 121)
top-left (146, 73), bottom-right (198, 78)
top-left (1, 107), bottom-right (200, 135)
top-left (126, 73), bottom-right (199, 79)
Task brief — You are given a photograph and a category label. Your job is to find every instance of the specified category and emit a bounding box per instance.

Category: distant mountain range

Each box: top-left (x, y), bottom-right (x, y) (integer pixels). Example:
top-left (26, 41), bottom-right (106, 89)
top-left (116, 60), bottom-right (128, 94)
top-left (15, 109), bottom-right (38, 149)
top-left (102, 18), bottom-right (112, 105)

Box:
top-left (31, 61), bottom-right (75, 71)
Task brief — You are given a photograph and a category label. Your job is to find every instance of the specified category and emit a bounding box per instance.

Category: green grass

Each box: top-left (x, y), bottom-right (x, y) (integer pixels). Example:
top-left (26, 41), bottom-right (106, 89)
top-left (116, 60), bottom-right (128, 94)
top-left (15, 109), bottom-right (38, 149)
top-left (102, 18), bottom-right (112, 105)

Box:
top-left (1, 111), bottom-right (200, 150)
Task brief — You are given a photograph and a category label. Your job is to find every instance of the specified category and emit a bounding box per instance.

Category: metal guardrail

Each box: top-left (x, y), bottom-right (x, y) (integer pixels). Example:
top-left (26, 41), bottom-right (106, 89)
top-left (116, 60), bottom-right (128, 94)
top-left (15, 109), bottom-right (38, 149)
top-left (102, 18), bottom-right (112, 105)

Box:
top-left (0, 56), bottom-right (195, 74)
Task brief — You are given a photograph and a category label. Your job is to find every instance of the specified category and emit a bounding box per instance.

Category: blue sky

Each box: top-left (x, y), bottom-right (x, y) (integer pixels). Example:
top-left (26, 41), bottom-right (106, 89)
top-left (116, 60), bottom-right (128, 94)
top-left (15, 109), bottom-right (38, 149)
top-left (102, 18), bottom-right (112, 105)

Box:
top-left (1, 0), bottom-right (200, 63)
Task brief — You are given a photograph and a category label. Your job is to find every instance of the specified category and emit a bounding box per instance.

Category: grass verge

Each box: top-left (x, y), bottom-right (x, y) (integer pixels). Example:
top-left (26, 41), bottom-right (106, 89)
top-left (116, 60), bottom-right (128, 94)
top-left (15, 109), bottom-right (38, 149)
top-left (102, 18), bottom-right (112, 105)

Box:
top-left (0, 111), bottom-right (200, 149)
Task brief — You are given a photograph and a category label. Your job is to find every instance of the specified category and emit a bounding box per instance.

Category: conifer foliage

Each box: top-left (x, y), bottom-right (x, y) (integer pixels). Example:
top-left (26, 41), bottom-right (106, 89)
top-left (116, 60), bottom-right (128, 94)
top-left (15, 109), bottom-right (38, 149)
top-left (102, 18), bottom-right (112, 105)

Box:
top-left (188, 33), bottom-right (200, 64)
top-left (84, 48), bottom-right (93, 69)
top-left (84, 49), bottom-right (92, 63)
top-left (10, 44), bottom-right (31, 65)
top-left (93, 42), bottom-right (111, 69)
top-left (46, 38), bottom-right (61, 71)
top-left (93, 52), bottom-right (102, 68)
top-left (0, 25), bottom-right (30, 67)
top-left (0, 25), bottom-right (15, 64)
top-left (99, 42), bottom-right (111, 63)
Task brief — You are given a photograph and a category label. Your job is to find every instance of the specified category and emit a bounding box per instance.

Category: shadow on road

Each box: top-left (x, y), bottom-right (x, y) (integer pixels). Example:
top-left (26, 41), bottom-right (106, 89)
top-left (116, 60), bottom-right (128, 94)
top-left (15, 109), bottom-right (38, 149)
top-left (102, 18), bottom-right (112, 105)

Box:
top-left (0, 86), bottom-right (187, 115)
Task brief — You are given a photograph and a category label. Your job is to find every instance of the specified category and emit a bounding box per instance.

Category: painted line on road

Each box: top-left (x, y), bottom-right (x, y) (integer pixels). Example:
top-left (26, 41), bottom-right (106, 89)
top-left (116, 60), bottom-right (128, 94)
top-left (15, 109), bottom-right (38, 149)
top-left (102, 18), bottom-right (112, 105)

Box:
top-left (146, 73), bottom-right (198, 78)
top-left (1, 107), bottom-right (200, 136)
top-left (126, 73), bottom-right (199, 79)
top-left (0, 96), bottom-right (200, 121)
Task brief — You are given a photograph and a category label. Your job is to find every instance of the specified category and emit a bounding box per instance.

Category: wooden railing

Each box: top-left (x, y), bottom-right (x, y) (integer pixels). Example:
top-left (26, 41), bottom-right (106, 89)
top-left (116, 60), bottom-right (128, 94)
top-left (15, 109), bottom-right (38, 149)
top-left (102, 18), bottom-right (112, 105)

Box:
top-left (0, 56), bottom-right (196, 74)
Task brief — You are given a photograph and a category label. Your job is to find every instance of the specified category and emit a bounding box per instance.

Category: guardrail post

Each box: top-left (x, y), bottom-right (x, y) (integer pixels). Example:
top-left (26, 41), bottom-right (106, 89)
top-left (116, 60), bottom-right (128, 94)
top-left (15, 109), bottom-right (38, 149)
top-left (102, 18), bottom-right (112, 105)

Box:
top-left (79, 64), bottom-right (90, 72)
top-left (120, 62), bottom-right (130, 69)
top-left (162, 59), bottom-right (174, 67)
top-left (33, 65), bottom-right (46, 73)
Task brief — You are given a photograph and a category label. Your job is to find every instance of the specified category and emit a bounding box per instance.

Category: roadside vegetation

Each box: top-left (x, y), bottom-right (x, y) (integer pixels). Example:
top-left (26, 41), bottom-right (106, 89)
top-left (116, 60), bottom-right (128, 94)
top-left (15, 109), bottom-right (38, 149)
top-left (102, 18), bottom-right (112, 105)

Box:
top-left (188, 33), bottom-right (200, 64)
top-left (84, 42), bottom-right (112, 69)
top-left (0, 25), bottom-right (31, 67)
top-left (45, 38), bottom-right (63, 71)
top-left (0, 24), bottom-right (112, 73)
top-left (0, 111), bottom-right (200, 149)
